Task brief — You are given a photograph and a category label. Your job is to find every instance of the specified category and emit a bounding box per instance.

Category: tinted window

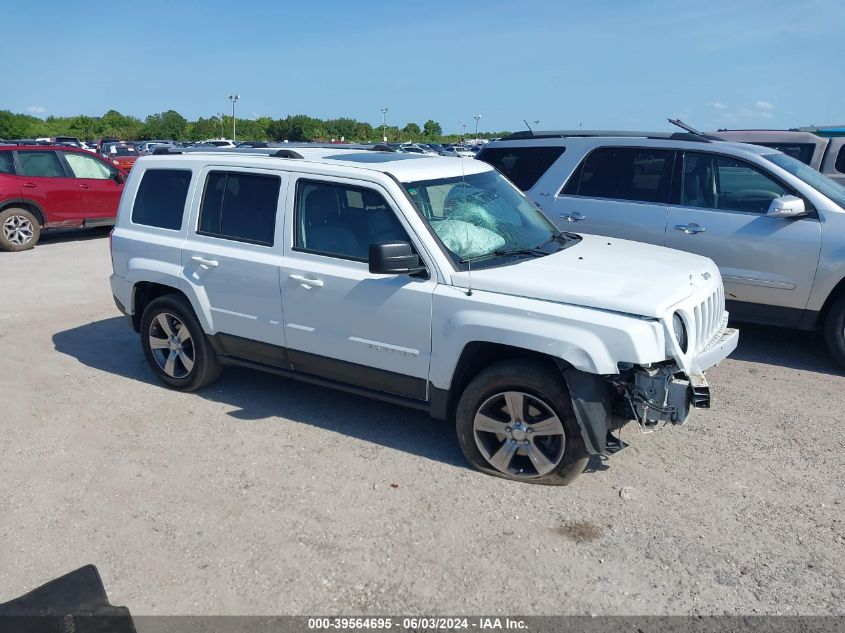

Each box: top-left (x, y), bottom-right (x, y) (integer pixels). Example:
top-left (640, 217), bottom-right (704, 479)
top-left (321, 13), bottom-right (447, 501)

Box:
top-left (17, 151), bottom-right (66, 178)
top-left (562, 147), bottom-right (673, 203)
top-left (755, 142), bottom-right (815, 165)
top-left (198, 171), bottom-right (280, 246)
top-left (476, 146), bottom-right (565, 191)
top-left (836, 146), bottom-right (845, 174)
top-left (683, 152), bottom-right (788, 213)
top-left (0, 152), bottom-right (14, 174)
top-left (295, 180), bottom-right (410, 261)
top-left (131, 169), bottom-right (191, 230)
top-left (63, 152), bottom-right (113, 179)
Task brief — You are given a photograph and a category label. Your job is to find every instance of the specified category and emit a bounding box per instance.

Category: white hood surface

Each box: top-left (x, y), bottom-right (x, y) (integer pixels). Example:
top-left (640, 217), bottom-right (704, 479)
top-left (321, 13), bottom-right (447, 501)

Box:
top-left (451, 234), bottom-right (720, 318)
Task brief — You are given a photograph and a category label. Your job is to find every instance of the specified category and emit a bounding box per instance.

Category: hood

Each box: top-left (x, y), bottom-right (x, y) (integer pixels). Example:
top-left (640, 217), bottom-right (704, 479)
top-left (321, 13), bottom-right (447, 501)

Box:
top-left (451, 234), bottom-right (720, 318)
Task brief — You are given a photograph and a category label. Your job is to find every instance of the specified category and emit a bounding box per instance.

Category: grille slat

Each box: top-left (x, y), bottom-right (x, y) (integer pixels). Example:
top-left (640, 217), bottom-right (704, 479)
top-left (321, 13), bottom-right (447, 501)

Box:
top-left (692, 286), bottom-right (726, 355)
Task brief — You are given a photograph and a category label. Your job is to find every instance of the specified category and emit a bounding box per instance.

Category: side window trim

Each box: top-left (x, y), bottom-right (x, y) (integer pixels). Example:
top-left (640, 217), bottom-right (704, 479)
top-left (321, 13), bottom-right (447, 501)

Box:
top-left (556, 146), bottom-right (675, 204)
top-left (292, 176), bottom-right (416, 264)
top-left (672, 150), bottom-right (816, 216)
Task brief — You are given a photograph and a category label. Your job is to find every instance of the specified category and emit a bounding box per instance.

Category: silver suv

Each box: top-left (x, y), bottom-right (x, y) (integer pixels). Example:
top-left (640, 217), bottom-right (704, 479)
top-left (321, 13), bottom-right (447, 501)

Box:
top-left (477, 131), bottom-right (845, 366)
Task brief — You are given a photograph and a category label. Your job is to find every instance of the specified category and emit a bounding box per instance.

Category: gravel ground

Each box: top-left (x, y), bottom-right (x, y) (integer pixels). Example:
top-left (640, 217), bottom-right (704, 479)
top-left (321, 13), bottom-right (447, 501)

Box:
top-left (0, 232), bottom-right (843, 616)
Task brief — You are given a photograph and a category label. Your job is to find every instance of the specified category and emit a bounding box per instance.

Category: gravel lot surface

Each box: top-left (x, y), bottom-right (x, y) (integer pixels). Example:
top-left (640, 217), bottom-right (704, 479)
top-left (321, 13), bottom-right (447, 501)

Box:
top-left (1, 232), bottom-right (843, 616)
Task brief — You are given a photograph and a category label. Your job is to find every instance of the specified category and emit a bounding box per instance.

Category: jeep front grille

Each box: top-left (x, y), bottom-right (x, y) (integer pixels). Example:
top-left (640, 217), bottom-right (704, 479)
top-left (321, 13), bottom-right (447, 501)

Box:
top-left (693, 286), bottom-right (726, 354)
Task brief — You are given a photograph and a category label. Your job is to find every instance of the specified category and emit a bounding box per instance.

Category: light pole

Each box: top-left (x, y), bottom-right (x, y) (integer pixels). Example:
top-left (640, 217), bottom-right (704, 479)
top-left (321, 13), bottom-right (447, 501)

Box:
top-left (228, 94), bottom-right (240, 141)
top-left (473, 113), bottom-right (481, 141)
top-left (219, 113), bottom-right (225, 139)
top-left (380, 107), bottom-right (389, 142)
top-left (459, 122), bottom-right (467, 139)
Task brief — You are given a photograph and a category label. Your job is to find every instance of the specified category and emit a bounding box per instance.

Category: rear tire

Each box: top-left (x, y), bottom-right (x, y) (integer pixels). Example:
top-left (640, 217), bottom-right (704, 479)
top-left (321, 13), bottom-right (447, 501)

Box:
top-left (823, 295), bottom-right (845, 368)
top-left (455, 359), bottom-right (589, 485)
top-left (140, 294), bottom-right (222, 391)
top-left (0, 208), bottom-right (40, 251)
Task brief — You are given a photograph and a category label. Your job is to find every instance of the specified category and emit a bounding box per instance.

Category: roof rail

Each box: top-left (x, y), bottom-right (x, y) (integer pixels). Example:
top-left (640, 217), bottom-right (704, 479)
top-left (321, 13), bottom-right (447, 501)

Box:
top-left (499, 129), bottom-right (715, 143)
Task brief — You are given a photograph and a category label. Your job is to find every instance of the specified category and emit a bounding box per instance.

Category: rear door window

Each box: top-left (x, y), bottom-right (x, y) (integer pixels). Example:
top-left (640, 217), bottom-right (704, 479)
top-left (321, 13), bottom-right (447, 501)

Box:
top-left (836, 146), bottom-right (845, 174)
top-left (131, 169), bottom-right (191, 230)
top-left (561, 147), bottom-right (673, 203)
top-left (17, 151), bottom-right (66, 178)
top-left (476, 146), bottom-right (565, 190)
top-left (198, 171), bottom-right (280, 246)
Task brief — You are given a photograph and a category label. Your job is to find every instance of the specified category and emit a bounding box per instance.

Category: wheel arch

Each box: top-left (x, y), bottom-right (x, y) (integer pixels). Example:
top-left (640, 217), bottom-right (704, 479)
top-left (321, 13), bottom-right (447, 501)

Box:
top-left (0, 199), bottom-right (46, 226)
top-left (814, 276), bottom-right (845, 330)
top-left (130, 282), bottom-right (194, 332)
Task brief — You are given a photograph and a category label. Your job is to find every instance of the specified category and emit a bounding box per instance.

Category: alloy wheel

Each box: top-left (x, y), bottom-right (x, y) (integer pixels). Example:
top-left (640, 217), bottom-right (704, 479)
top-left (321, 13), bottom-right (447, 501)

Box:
top-left (148, 312), bottom-right (195, 379)
top-left (3, 214), bottom-right (35, 246)
top-left (473, 391), bottom-right (566, 478)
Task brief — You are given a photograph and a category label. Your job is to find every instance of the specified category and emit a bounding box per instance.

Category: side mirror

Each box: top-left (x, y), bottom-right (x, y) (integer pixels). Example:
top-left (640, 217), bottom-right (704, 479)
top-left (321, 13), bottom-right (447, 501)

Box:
top-left (767, 195), bottom-right (806, 218)
top-left (113, 171), bottom-right (125, 184)
top-left (369, 242), bottom-right (425, 275)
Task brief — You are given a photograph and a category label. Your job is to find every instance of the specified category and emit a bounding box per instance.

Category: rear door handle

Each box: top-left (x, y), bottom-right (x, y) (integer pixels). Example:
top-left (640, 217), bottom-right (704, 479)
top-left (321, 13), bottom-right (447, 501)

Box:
top-left (290, 274), bottom-right (324, 288)
top-left (559, 212), bottom-right (585, 222)
top-left (22, 182), bottom-right (36, 188)
top-left (79, 184), bottom-right (92, 190)
top-left (190, 256), bottom-right (219, 268)
top-left (674, 223), bottom-right (706, 234)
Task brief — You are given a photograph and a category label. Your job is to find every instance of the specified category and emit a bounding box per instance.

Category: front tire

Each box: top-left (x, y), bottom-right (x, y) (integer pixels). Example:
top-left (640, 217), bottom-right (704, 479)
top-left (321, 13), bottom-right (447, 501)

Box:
top-left (140, 294), bottom-right (222, 391)
top-left (0, 208), bottom-right (41, 251)
top-left (455, 359), bottom-right (589, 485)
top-left (823, 295), bottom-right (845, 368)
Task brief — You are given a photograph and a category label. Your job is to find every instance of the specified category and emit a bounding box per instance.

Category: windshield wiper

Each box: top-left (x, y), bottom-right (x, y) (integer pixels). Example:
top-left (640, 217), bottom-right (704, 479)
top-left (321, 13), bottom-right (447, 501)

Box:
top-left (459, 248), bottom-right (548, 264)
top-left (535, 230), bottom-right (579, 250)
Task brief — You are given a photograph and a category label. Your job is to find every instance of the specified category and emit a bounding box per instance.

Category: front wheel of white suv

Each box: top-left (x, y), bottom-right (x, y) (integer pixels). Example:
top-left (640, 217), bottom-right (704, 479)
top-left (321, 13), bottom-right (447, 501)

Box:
top-left (140, 294), bottom-right (222, 391)
top-left (455, 359), bottom-right (589, 485)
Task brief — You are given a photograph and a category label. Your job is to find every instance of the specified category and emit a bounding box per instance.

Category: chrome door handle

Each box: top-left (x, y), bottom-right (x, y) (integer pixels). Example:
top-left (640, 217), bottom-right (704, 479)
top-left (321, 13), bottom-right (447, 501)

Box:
top-left (559, 212), bottom-right (585, 222)
top-left (190, 256), bottom-right (219, 268)
top-left (290, 274), bottom-right (324, 288)
top-left (674, 223), bottom-right (706, 234)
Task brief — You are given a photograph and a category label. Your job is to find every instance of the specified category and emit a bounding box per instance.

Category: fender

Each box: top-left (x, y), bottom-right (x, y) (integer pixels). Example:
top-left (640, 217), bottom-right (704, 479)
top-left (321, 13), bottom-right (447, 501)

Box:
top-left (430, 287), bottom-right (666, 390)
top-left (0, 198), bottom-right (47, 225)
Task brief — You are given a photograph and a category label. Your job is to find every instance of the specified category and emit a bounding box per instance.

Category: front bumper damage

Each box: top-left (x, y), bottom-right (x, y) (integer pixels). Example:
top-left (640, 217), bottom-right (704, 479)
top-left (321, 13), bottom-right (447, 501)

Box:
top-left (564, 327), bottom-right (739, 455)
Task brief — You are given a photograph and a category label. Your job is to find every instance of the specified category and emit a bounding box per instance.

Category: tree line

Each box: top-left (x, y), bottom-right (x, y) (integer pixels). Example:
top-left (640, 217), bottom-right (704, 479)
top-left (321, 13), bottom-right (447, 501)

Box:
top-left (0, 109), bottom-right (509, 144)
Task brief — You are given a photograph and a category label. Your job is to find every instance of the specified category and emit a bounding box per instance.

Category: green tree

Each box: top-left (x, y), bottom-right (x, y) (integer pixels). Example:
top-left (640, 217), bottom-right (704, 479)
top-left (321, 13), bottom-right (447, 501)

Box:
top-left (423, 120), bottom-right (442, 138)
top-left (402, 122), bottom-right (421, 138)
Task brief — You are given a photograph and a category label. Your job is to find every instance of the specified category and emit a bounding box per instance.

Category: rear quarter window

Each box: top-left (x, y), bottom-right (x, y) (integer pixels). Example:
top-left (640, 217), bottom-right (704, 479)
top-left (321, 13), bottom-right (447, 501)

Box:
top-left (131, 169), bottom-right (192, 230)
top-left (0, 152), bottom-right (14, 175)
top-left (476, 146), bottom-right (565, 190)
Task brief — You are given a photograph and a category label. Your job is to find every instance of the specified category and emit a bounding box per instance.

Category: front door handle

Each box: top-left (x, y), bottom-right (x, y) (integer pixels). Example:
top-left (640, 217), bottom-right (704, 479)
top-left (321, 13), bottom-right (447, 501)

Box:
top-left (290, 274), bottom-right (324, 288)
top-left (190, 255), bottom-right (219, 268)
top-left (674, 223), bottom-right (706, 234)
top-left (79, 184), bottom-right (92, 190)
top-left (559, 212), bottom-right (585, 222)
top-left (22, 182), bottom-right (36, 189)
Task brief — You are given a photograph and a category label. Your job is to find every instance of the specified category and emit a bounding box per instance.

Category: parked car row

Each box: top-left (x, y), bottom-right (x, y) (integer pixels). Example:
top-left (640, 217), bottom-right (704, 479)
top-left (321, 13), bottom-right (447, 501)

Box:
top-left (474, 128), bottom-right (845, 365)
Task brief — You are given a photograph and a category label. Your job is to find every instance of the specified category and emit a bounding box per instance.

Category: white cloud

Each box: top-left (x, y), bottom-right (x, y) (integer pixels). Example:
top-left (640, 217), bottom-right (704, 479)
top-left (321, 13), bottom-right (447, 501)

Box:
top-left (27, 105), bottom-right (46, 114)
top-left (707, 101), bottom-right (728, 110)
top-left (755, 101), bottom-right (774, 110)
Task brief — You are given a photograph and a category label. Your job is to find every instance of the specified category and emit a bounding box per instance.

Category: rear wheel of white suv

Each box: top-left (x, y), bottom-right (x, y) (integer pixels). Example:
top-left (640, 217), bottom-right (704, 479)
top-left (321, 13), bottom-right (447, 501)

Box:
top-left (455, 359), bottom-right (589, 485)
top-left (0, 208), bottom-right (41, 251)
top-left (140, 294), bottom-right (222, 391)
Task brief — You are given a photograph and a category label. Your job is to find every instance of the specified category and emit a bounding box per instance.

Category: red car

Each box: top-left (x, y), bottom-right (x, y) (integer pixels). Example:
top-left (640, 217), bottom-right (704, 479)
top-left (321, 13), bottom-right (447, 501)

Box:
top-left (0, 145), bottom-right (126, 251)
top-left (102, 143), bottom-right (140, 172)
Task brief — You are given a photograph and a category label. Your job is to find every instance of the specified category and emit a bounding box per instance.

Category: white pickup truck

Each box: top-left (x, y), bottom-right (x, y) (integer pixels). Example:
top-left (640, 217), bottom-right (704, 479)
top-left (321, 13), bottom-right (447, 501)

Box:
top-left (109, 147), bottom-right (738, 484)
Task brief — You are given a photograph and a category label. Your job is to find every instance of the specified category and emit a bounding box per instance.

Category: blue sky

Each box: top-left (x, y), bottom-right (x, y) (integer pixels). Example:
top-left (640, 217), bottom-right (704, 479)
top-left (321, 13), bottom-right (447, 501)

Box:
top-left (4, 0), bottom-right (843, 134)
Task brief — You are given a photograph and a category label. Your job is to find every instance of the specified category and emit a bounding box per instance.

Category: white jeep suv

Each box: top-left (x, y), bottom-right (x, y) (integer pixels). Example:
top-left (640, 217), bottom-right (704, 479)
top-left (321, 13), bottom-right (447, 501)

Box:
top-left (109, 147), bottom-right (738, 485)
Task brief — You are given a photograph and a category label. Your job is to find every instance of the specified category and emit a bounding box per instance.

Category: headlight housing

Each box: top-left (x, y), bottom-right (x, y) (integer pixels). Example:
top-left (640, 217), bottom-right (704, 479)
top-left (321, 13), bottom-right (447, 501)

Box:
top-left (672, 312), bottom-right (688, 353)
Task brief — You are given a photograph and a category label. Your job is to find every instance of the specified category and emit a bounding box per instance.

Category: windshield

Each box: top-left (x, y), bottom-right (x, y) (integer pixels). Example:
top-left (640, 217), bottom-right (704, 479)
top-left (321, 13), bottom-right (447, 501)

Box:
top-left (113, 148), bottom-right (137, 156)
top-left (403, 169), bottom-right (576, 265)
top-left (765, 152), bottom-right (845, 209)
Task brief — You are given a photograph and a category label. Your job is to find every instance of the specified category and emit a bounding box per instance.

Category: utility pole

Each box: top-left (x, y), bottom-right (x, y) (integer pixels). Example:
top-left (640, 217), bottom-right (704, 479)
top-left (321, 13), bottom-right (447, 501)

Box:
top-left (380, 107), bottom-right (389, 142)
top-left (228, 94), bottom-right (240, 141)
